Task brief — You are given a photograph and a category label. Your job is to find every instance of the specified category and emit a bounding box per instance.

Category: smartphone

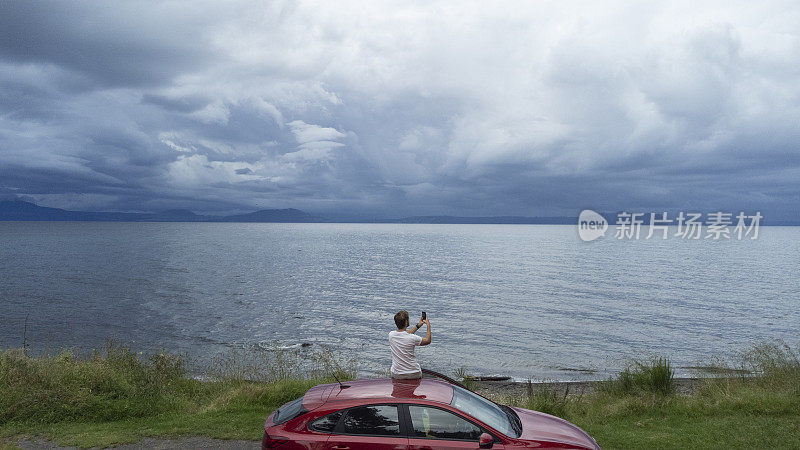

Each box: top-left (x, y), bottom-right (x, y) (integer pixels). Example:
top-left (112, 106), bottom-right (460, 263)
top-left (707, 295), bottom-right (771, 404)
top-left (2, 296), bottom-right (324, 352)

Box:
top-left (421, 311), bottom-right (427, 321)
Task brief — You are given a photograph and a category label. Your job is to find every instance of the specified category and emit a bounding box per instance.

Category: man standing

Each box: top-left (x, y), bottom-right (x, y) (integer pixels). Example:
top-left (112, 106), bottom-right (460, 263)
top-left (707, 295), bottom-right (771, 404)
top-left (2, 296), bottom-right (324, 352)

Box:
top-left (389, 310), bottom-right (431, 379)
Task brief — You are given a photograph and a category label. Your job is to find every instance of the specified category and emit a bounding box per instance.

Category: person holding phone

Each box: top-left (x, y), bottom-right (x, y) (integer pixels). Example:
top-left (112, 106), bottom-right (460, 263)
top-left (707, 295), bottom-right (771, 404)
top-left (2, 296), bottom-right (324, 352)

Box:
top-left (389, 310), bottom-right (431, 379)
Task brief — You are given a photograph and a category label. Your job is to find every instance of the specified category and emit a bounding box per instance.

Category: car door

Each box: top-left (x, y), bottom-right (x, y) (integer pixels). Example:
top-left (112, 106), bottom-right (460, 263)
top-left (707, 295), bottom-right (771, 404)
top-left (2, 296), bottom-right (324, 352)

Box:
top-left (404, 404), bottom-right (505, 450)
top-left (325, 404), bottom-right (408, 450)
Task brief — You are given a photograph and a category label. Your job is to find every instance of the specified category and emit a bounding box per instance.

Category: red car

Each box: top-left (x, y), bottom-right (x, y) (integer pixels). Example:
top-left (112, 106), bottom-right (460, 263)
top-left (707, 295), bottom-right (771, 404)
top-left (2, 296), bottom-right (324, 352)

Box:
top-left (263, 376), bottom-right (600, 449)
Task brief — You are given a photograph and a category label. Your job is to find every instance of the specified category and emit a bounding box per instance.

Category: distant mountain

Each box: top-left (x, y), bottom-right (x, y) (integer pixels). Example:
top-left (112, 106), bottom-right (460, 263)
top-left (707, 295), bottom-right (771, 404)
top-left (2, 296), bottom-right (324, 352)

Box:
top-left (387, 215), bottom-right (574, 224)
top-left (0, 200), bottom-right (151, 221)
top-left (150, 209), bottom-right (208, 222)
top-left (0, 200), bottom-right (323, 223)
top-left (3, 200), bottom-right (793, 225)
top-left (213, 208), bottom-right (321, 222)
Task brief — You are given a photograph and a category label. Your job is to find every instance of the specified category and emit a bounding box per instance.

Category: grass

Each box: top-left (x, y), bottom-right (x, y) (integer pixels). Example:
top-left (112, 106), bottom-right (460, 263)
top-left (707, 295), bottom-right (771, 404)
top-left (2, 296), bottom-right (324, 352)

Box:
top-left (453, 366), bottom-right (478, 391)
top-left (599, 356), bottom-right (675, 396)
top-left (520, 379), bottom-right (572, 418)
top-left (1, 341), bottom-right (799, 449)
top-left (0, 342), bottom-right (353, 448)
top-left (501, 341), bottom-right (800, 449)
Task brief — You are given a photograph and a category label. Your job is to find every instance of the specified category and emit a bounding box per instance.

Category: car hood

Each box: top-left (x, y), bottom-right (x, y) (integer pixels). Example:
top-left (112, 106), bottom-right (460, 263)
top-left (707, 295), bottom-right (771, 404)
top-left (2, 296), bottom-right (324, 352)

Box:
top-left (511, 407), bottom-right (599, 449)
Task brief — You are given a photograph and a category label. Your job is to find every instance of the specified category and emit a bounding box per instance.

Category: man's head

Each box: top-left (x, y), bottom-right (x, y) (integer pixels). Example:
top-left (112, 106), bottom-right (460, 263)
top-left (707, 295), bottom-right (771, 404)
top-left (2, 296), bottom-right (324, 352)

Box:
top-left (394, 310), bottom-right (410, 329)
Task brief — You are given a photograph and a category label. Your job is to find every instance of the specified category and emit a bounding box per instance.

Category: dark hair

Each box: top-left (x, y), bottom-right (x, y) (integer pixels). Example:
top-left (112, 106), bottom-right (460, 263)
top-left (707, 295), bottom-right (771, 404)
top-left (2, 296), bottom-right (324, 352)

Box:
top-left (394, 310), bottom-right (409, 329)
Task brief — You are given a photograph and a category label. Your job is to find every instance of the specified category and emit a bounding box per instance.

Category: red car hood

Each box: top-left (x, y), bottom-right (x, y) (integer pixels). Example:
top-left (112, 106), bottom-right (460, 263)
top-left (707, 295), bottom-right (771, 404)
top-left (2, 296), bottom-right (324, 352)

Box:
top-left (511, 407), bottom-right (599, 449)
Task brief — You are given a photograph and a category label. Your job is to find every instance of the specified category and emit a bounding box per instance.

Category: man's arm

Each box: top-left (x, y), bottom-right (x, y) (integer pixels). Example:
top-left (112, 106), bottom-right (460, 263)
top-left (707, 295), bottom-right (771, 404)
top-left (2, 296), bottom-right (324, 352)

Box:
top-left (407, 315), bottom-right (425, 334)
top-left (419, 318), bottom-right (431, 346)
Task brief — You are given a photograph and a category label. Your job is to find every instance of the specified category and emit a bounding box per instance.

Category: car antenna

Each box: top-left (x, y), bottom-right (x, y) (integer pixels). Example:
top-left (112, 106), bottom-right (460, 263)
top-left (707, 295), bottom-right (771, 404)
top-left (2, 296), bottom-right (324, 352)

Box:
top-left (332, 372), bottom-right (350, 389)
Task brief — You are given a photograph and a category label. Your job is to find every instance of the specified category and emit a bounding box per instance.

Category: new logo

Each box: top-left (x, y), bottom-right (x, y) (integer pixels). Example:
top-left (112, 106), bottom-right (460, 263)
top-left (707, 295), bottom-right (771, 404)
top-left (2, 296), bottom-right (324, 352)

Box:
top-left (578, 210), bottom-right (608, 242)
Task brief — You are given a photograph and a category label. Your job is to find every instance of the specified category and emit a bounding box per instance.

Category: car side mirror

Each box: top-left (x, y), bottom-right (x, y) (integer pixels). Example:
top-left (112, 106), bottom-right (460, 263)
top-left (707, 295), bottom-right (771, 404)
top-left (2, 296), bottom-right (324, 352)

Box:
top-left (478, 432), bottom-right (494, 448)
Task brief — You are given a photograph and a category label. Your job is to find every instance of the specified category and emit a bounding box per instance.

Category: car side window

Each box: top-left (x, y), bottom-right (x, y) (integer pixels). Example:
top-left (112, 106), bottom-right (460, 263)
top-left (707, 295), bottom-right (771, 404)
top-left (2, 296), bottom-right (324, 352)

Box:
top-left (408, 405), bottom-right (483, 441)
top-left (341, 405), bottom-right (401, 436)
top-left (309, 410), bottom-right (343, 433)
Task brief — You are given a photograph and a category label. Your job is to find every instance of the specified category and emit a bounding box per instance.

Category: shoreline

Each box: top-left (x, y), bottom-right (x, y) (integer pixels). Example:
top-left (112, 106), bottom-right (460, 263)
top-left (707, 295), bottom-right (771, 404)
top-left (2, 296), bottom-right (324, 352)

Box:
top-left (472, 376), bottom-right (717, 399)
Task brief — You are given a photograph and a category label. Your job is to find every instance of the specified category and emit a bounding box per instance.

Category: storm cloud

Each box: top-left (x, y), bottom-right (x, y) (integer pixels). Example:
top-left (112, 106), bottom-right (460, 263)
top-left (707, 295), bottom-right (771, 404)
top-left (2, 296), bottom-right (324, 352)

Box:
top-left (1, 0), bottom-right (799, 218)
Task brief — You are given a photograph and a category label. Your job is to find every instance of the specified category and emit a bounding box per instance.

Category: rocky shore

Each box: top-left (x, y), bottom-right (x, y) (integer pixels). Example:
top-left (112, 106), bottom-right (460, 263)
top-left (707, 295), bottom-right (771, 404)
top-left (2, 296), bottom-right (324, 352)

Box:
top-left (473, 376), bottom-right (711, 399)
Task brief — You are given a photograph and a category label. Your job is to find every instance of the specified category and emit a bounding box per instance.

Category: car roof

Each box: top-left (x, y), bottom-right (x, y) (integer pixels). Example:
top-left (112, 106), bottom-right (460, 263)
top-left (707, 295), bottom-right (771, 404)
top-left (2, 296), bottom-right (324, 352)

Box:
top-left (304, 377), bottom-right (456, 409)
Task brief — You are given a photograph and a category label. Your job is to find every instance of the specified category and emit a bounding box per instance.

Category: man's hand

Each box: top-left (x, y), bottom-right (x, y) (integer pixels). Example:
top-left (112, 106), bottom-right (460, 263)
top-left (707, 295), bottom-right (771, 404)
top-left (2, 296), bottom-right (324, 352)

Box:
top-left (406, 317), bottom-right (431, 338)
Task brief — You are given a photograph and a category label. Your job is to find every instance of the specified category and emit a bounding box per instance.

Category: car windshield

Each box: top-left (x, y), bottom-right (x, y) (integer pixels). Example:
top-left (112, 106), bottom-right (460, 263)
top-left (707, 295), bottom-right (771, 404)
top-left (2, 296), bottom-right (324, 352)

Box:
top-left (450, 385), bottom-right (518, 437)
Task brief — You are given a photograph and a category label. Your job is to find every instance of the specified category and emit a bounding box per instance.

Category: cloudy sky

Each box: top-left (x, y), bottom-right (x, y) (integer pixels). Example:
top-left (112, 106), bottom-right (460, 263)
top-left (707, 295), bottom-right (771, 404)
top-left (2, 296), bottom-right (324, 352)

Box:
top-left (1, 1), bottom-right (799, 219)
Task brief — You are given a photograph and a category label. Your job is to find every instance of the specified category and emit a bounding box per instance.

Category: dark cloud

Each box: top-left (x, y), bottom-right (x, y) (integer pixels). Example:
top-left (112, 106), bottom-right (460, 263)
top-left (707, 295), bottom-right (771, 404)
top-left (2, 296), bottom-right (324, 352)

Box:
top-left (1, 1), bottom-right (799, 219)
top-left (0, 1), bottom-right (215, 88)
top-left (141, 94), bottom-right (211, 113)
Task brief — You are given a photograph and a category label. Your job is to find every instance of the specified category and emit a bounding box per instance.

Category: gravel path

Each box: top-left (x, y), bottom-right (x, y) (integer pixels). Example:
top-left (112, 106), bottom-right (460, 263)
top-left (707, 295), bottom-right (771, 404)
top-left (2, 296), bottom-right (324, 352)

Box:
top-left (10, 437), bottom-right (259, 449)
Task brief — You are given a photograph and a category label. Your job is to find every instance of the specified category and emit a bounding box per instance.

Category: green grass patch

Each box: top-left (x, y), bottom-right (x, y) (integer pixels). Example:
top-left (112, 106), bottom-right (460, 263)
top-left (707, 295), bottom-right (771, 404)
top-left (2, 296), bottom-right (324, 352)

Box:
top-left (0, 343), bottom-right (352, 448)
top-left (500, 341), bottom-right (800, 449)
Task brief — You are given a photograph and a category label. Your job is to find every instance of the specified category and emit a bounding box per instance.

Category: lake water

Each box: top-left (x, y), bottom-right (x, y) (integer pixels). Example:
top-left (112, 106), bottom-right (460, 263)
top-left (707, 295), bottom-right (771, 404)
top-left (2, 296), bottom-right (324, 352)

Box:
top-left (1, 222), bottom-right (798, 381)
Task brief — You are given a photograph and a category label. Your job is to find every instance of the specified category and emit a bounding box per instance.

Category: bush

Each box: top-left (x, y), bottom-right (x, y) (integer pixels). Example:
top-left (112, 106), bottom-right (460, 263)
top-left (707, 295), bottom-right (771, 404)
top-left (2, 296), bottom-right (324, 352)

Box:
top-left (520, 380), bottom-right (571, 418)
top-left (0, 343), bottom-right (187, 424)
top-left (453, 367), bottom-right (478, 391)
top-left (208, 344), bottom-right (356, 382)
top-left (602, 357), bottom-right (674, 396)
top-left (742, 341), bottom-right (800, 391)
top-left (0, 342), bottom-right (357, 427)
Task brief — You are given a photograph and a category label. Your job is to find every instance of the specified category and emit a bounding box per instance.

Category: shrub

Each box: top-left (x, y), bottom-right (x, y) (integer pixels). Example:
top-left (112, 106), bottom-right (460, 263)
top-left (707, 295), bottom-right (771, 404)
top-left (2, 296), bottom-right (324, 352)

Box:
top-left (0, 342), bottom-right (358, 426)
top-left (453, 366), bottom-right (478, 391)
top-left (208, 344), bottom-right (356, 382)
top-left (741, 341), bottom-right (800, 392)
top-left (0, 344), bottom-right (187, 424)
top-left (602, 357), bottom-right (674, 396)
top-left (521, 380), bottom-right (570, 418)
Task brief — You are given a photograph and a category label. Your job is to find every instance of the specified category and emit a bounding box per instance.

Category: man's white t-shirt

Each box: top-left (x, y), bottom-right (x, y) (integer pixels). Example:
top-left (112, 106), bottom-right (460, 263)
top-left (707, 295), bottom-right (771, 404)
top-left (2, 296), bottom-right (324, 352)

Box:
top-left (389, 330), bottom-right (423, 375)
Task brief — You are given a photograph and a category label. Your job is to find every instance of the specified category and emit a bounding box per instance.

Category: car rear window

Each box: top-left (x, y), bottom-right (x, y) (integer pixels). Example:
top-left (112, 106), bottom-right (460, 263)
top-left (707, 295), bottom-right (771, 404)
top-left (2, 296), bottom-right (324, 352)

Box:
top-left (273, 397), bottom-right (308, 425)
top-left (341, 405), bottom-right (400, 436)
